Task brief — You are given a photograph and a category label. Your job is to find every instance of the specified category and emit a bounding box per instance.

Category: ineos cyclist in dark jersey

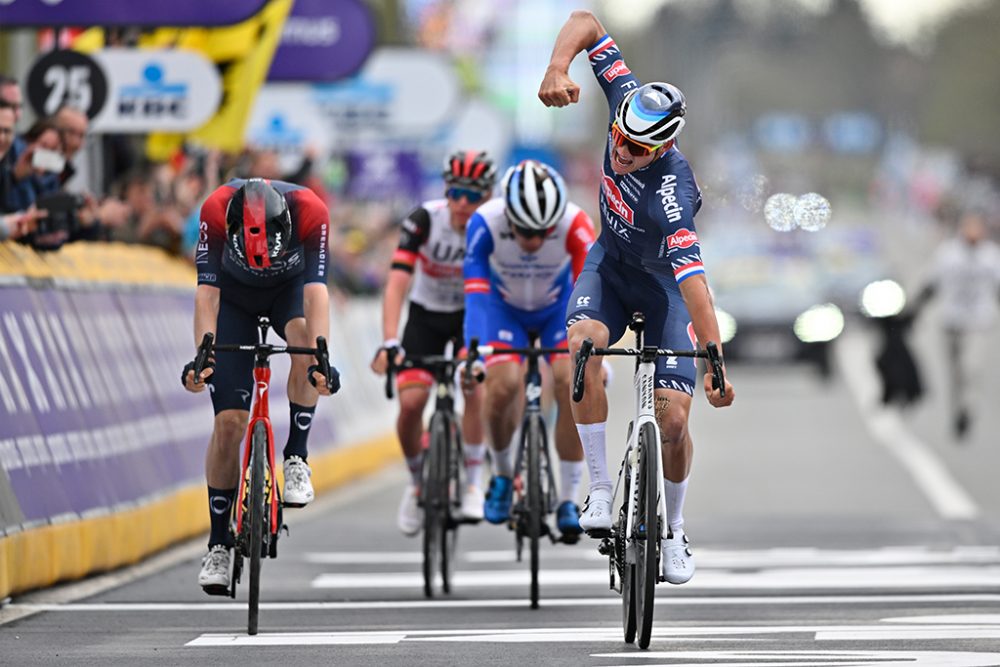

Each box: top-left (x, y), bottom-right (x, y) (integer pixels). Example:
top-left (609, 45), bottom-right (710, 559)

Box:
top-left (182, 178), bottom-right (337, 595)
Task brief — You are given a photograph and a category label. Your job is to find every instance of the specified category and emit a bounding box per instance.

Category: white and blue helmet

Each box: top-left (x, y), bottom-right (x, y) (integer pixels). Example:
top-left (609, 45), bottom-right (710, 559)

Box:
top-left (614, 82), bottom-right (687, 145)
top-left (502, 160), bottom-right (567, 231)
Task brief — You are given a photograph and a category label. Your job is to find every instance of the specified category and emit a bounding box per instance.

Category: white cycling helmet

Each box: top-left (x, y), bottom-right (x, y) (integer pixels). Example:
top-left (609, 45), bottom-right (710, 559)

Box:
top-left (614, 82), bottom-right (687, 146)
top-left (502, 159), bottom-right (567, 231)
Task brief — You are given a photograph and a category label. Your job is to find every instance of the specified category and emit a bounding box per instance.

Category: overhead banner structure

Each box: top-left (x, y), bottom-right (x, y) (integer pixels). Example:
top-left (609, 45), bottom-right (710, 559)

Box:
top-left (0, 0), bottom-right (267, 27)
top-left (267, 0), bottom-right (376, 82)
top-left (142, 0), bottom-right (293, 159)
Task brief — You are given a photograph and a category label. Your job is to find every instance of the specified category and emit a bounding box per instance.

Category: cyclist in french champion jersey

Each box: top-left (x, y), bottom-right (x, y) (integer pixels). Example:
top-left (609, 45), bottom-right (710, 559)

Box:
top-left (182, 178), bottom-right (338, 595)
top-left (539, 10), bottom-right (734, 585)
top-left (464, 160), bottom-right (596, 537)
top-left (370, 150), bottom-right (495, 536)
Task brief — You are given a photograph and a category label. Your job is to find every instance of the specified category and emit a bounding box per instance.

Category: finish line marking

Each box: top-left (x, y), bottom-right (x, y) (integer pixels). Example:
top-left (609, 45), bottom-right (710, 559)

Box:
top-left (15, 593), bottom-right (1000, 613)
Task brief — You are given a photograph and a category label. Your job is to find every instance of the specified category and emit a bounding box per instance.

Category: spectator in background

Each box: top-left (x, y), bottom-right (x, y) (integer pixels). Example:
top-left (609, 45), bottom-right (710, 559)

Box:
top-left (53, 105), bottom-right (89, 186)
top-left (911, 211), bottom-right (1000, 439)
top-left (0, 103), bottom-right (44, 240)
top-left (0, 76), bottom-right (23, 126)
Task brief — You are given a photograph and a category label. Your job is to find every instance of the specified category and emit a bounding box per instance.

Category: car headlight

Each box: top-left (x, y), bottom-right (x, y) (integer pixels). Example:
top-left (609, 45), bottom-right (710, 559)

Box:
top-left (714, 308), bottom-right (737, 344)
top-left (793, 303), bottom-right (844, 343)
top-left (860, 279), bottom-right (906, 318)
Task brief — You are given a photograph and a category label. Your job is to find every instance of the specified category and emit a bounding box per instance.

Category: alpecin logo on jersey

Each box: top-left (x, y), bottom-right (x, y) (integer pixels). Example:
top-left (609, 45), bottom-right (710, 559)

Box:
top-left (657, 174), bottom-right (684, 224)
top-left (667, 228), bottom-right (698, 250)
top-left (603, 59), bottom-right (631, 82)
top-left (602, 175), bottom-right (634, 225)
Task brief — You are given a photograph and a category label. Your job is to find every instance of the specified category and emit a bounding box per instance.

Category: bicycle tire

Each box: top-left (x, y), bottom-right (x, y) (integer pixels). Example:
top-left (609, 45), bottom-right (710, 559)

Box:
top-left (247, 421), bottom-right (268, 635)
top-left (440, 419), bottom-right (460, 594)
top-left (422, 413), bottom-right (449, 598)
top-left (635, 422), bottom-right (659, 649)
top-left (526, 415), bottom-right (544, 609)
top-left (620, 421), bottom-right (637, 643)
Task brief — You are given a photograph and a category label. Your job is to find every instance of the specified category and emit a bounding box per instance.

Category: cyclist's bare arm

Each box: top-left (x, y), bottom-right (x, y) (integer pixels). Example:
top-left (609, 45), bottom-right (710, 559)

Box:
top-left (186, 284), bottom-right (220, 390)
top-left (678, 274), bottom-right (734, 407)
top-left (538, 10), bottom-right (606, 107)
top-left (302, 282), bottom-right (336, 396)
top-left (372, 269), bottom-right (412, 374)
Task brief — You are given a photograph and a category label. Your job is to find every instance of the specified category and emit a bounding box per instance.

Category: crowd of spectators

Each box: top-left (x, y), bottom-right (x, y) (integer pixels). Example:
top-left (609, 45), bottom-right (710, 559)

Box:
top-left (0, 71), bottom-right (407, 299)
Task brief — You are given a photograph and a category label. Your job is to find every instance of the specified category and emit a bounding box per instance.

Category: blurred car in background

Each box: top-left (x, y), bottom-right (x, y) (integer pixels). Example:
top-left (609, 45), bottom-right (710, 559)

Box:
top-left (705, 221), bottom-right (888, 378)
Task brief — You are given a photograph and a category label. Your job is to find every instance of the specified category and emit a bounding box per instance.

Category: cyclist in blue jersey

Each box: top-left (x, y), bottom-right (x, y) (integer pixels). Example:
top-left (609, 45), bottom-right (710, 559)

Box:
top-left (463, 160), bottom-right (596, 536)
top-left (182, 178), bottom-right (338, 595)
top-left (539, 10), bottom-right (735, 585)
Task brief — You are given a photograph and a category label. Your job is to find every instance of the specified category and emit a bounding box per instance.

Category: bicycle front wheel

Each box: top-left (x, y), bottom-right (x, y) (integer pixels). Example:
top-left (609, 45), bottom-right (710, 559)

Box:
top-left (247, 421), bottom-right (268, 635)
top-left (635, 422), bottom-right (659, 649)
top-left (422, 413), bottom-right (450, 598)
top-left (440, 419), bottom-right (460, 594)
top-left (525, 415), bottom-right (544, 609)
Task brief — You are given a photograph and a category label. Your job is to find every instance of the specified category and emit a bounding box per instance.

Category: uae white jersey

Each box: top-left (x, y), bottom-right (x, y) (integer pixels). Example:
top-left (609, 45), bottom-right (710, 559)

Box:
top-left (392, 199), bottom-right (467, 313)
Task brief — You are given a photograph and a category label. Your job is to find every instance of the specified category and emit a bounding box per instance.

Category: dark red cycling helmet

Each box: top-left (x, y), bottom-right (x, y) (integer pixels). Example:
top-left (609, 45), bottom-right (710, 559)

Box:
top-left (442, 150), bottom-right (496, 191)
top-left (225, 178), bottom-right (291, 270)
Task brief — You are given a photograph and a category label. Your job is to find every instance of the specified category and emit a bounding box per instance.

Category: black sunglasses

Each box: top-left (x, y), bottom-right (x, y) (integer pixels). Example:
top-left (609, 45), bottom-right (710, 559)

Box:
top-left (510, 223), bottom-right (548, 240)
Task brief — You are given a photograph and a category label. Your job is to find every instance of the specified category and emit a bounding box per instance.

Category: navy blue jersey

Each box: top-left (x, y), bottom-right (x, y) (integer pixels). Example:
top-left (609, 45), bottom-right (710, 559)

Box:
top-left (196, 178), bottom-right (329, 288)
top-left (588, 34), bottom-right (705, 285)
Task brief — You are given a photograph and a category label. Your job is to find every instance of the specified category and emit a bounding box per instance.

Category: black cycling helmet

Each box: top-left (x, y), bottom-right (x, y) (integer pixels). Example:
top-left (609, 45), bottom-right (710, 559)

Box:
top-left (226, 178), bottom-right (291, 270)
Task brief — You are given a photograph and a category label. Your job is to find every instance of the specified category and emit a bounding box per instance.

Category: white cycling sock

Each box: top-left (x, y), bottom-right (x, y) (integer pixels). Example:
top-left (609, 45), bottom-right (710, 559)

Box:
top-left (491, 445), bottom-right (514, 478)
top-left (405, 453), bottom-right (424, 485)
top-left (577, 422), bottom-right (611, 493)
top-left (664, 477), bottom-right (688, 533)
top-left (463, 443), bottom-right (486, 487)
top-left (559, 459), bottom-right (585, 504)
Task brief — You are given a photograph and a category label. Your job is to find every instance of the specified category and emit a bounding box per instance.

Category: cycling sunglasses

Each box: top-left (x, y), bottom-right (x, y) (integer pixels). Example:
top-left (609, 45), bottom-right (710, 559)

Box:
top-left (610, 122), bottom-right (663, 157)
top-left (446, 186), bottom-right (487, 203)
top-left (510, 223), bottom-right (550, 240)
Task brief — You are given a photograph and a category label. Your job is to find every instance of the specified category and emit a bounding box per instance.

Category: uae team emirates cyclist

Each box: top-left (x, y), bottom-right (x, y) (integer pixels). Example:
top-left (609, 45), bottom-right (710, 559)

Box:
top-left (182, 178), bottom-right (338, 595)
top-left (538, 10), bottom-right (734, 585)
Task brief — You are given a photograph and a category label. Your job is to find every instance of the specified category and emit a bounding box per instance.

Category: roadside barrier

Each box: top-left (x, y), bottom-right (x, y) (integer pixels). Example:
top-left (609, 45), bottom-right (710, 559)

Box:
top-left (0, 242), bottom-right (395, 598)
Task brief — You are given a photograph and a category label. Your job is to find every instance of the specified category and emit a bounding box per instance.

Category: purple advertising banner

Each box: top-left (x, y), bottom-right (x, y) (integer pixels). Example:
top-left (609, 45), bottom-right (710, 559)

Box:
top-left (345, 150), bottom-right (424, 202)
top-left (0, 0), bottom-right (267, 27)
top-left (267, 0), bottom-right (375, 82)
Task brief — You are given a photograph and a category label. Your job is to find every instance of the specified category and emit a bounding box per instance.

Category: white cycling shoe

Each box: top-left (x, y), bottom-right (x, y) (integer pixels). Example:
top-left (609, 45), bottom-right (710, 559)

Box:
top-left (198, 545), bottom-right (232, 596)
top-left (662, 530), bottom-right (695, 584)
top-left (459, 484), bottom-right (484, 522)
top-left (580, 487), bottom-right (613, 534)
top-left (397, 484), bottom-right (422, 536)
top-left (283, 456), bottom-right (314, 507)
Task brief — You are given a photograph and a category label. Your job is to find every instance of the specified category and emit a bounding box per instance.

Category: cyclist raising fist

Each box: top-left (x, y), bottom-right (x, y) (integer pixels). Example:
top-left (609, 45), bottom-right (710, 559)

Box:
top-left (540, 10), bottom-right (734, 586)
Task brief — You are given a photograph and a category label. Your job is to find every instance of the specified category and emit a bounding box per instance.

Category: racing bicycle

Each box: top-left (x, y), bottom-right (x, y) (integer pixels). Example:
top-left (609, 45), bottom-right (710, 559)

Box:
top-left (192, 315), bottom-right (337, 635)
top-left (572, 312), bottom-right (724, 649)
top-left (468, 335), bottom-right (575, 610)
top-left (385, 341), bottom-right (479, 598)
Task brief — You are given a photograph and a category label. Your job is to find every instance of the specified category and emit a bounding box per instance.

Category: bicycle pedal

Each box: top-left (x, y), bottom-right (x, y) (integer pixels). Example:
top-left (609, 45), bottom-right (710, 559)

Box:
top-left (283, 500), bottom-right (307, 508)
top-left (597, 537), bottom-right (614, 555)
top-left (559, 533), bottom-right (581, 546)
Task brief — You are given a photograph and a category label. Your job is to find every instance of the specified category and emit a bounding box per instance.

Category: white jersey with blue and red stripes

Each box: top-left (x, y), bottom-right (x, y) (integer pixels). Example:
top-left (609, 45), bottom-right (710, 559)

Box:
top-left (463, 198), bottom-right (595, 344)
top-left (587, 33), bottom-right (705, 287)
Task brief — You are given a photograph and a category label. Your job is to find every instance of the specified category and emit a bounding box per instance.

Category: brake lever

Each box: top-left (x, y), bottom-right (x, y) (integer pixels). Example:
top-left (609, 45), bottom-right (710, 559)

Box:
top-left (706, 341), bottom-right (725, 398)
top-left (192, 332), bottom-right (214, 386)
top-left (384, 345), bottom-right (398, 399)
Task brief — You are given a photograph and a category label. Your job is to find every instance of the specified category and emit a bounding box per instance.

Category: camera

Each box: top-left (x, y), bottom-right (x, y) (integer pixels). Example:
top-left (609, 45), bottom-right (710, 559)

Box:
top-left (35, 191), bottom-right (85, 236)
top-left (31, 147), bottom-right (66, 174)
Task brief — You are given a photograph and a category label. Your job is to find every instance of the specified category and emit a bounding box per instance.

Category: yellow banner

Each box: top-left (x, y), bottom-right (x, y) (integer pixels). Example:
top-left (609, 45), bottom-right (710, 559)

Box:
top-left (140, 0), bottom-right (292, 159)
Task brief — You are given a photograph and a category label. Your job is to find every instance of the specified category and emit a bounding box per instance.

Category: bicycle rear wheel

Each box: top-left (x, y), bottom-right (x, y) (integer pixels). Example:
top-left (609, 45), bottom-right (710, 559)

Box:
top-left (422, 413), bottom-right (449, 598)
top-left (635, 422), bottom-right (659, 649)
top-left (247, 421), bottom-right (268, 635)
top-left (525, 415), bottom-right (544, 609)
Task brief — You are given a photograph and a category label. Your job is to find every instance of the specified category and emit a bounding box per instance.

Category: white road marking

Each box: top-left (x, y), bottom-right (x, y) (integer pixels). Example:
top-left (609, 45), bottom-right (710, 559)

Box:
top-left (590, 650), bottom-right (1000, 667)
top-left (185, 622), bottom-right (1000, 647)
top-left (302, 546), bottom-right (1000, 567)
top-left (837, 331), bottom-right (979, 519)
top-left (311, 565), bottom-right (1000, 590)
top-left (882, 614), bottom-right (1000, 625)
top-left (14, 593), bottom-right (1000, 613)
